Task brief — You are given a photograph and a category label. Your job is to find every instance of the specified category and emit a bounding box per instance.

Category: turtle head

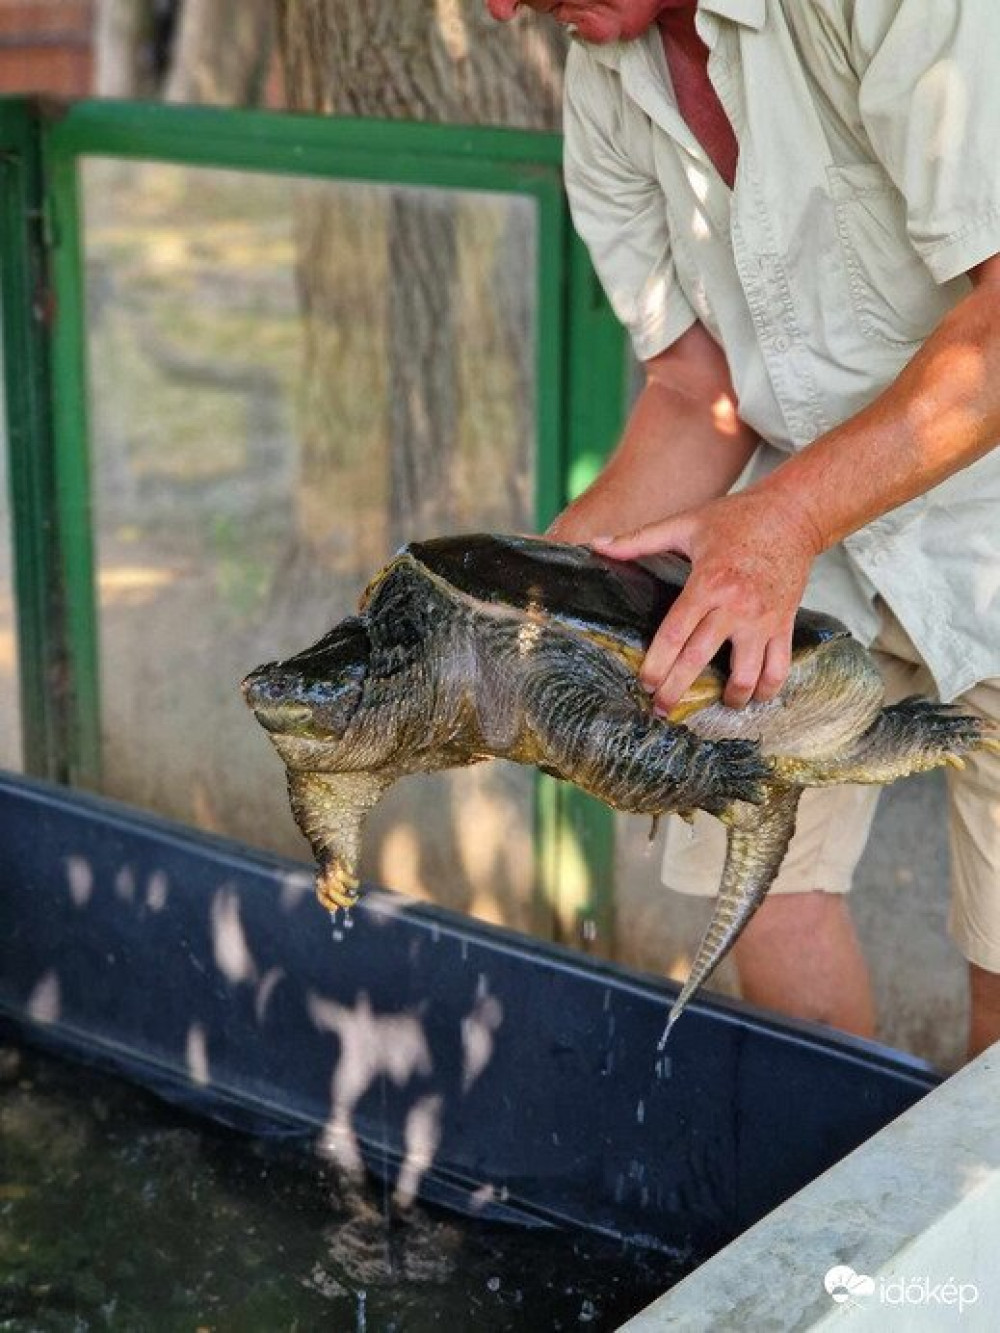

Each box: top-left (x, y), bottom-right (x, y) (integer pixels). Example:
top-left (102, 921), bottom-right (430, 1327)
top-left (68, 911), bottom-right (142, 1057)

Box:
top-left (243, 618), bottom-right (399, 911)
top-left (242, 617), bottom-right (376, 771)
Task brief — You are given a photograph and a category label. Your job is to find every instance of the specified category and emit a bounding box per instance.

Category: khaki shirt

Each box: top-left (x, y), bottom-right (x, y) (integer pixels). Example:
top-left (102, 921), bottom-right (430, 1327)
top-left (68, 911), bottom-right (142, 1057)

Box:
top-left (563, 0), bottom-right (1000, 701)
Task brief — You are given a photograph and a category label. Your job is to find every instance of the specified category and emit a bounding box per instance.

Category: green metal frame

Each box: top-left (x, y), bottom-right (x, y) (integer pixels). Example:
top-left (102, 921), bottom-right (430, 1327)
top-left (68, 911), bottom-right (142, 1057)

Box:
top-left (0, 95), bottom-right (629, 948)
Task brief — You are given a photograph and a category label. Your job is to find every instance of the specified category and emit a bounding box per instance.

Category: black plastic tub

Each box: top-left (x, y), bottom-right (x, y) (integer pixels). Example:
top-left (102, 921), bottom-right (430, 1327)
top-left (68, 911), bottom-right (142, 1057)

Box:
top-left (0, 772), bottom-right (939, 1260)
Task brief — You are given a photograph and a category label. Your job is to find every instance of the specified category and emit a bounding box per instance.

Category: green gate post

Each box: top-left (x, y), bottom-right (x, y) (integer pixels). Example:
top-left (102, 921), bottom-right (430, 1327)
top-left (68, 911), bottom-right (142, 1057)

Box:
top-left (0, 97), bottom-right (80, 781)
top-left (533, 225), bottom-right (630, 956)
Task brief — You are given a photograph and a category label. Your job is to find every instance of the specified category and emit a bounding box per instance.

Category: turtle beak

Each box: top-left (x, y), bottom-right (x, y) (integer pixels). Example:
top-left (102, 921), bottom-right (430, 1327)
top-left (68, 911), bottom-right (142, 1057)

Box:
top-left (242, 665), bottom-right (314, 733)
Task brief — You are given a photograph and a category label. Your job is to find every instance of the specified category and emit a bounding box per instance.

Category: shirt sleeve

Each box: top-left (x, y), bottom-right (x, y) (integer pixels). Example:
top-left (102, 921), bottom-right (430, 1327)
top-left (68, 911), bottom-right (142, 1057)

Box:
top-left (563, 43), bottom-right (696, 360)
top-left (852, 0), bottom-right (1000, 281)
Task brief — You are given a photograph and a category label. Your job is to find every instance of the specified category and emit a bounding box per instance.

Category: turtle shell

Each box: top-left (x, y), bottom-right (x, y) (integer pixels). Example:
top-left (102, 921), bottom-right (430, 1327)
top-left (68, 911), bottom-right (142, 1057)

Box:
top-left (405, 533), bottom-right (845, 681)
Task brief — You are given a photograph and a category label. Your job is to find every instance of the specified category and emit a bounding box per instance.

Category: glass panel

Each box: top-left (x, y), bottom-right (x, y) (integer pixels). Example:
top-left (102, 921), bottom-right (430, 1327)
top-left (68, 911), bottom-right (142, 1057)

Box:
top-left (81, 159), bottom-right (538, 928)
top-left (0, 318), bottom-right (23, 770)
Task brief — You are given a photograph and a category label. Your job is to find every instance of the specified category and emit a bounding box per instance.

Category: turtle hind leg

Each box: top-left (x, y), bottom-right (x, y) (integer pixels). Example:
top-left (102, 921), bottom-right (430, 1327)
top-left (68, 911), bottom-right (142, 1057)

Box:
top-left (660, 785), bottom-right (802, 1043)
top-left (772, 697), bottom-right (997, 787)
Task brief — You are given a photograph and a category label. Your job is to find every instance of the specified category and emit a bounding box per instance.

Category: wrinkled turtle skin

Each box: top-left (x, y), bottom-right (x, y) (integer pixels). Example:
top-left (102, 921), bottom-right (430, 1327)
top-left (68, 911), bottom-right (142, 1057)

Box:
top-left (243, 534), bottom-right (996, 1034)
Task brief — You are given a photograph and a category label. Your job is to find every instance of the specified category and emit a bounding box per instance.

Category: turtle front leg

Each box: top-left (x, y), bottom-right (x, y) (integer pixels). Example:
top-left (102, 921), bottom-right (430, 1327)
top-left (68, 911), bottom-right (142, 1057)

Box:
top-left (516, 646), bottom-right (767, 814)
top-left (286, 770), bottom-right (391, 911)
top-left (772, 699), bottom-right (998, 787)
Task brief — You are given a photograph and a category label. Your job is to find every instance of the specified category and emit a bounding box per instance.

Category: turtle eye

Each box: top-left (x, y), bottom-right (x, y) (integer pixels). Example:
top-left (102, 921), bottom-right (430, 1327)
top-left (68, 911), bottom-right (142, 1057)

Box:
top-left (300, 671), bottom-right (365, 740)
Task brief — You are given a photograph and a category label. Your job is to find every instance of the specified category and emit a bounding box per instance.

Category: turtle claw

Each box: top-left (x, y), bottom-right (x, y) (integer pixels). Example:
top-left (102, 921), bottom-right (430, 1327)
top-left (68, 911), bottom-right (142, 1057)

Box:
top-left (316, 863), bottom-right (361, 912)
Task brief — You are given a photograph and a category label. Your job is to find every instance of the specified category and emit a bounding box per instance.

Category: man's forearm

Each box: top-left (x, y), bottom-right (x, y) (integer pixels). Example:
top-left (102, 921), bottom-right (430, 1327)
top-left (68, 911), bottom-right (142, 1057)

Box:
top-left (549, 323), bottom-right (759, 543)
top-left (757, 260), bottom-right (1000, 554)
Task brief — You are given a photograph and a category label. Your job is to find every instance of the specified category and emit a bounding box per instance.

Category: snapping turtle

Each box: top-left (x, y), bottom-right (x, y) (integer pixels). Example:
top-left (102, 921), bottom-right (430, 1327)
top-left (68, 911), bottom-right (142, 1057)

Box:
top-left (243, 534), bottom-right (993, 1032)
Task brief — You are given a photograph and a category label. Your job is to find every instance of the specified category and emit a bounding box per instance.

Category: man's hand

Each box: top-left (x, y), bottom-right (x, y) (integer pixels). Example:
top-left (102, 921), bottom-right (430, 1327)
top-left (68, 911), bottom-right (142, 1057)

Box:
top-left (592, 489), bottom-right (823, 712)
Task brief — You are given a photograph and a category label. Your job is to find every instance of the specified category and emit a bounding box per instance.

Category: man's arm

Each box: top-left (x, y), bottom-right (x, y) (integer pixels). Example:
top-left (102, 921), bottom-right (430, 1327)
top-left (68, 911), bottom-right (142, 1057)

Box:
top-left (595, 254), bottom-right (1000, 711)
top-left (549, 321), bottom-right (759, 543)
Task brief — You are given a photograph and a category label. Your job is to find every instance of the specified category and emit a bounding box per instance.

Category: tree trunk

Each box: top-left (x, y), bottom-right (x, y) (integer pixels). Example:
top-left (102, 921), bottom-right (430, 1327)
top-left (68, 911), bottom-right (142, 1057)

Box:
top-left (93, 0), bottom-right (156, 98)
top-left (276, 0), bottom-right (566, 547)
top-left (164, 0), bottom-right (275, 106)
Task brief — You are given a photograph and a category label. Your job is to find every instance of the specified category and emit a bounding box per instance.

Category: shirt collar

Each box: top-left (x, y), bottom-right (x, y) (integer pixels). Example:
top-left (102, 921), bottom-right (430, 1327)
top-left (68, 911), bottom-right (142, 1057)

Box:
top-left (579, 1), bottom-right (764, 71)
top-left (696, 0), bottom-right (765, 30)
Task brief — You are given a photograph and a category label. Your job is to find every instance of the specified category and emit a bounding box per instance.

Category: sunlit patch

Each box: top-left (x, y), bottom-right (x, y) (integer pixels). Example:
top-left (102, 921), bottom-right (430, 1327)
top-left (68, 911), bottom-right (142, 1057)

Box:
top-left (469, 891), bottom-right (504, 925)
top-left (186, 1022), bottom-right (210, 1085)
top-left (211, 886), bottom-right (258, 984)
top-left (686, 162), bottom-right (711, 203)
top-left (551, 822), bottom-right (592, 940)
top-left (691, 207), bottom-right (711, 241)
top-left (145, 869), bottom-right (169, 912)
top-left (925, 59), bottom-right (969, 162)
top-left (665, 950), bottom-right (692, 985)
top-left (469, 1183), bottom-right (497, 1211)
top-left (637, 273), bottom-right (670, 334)
top-left (456, 779), bottom-right (530, 906)
top-left (115, 865), bottom-right (136, 904)
top-left (65, 855), bottom-right (93, 907)
top-left (97, 563), bottom-right (178, 608)
top-left (0, 628), bottom-right (15, 673)
top-left (278, 869), bottom-right (313, 912)
top-left (460, 979), bottom-right (503, 1092)
top-left (308, 991), bottom-right (434, 1183)
top-left (516, 619), bottom-right (543, 655)
top-left (395, 1094), bottom-right (444, 1208)
top-left (254, 966), bottom-right (285, 1022)
top-left (27, 971), bottom-right (61, 1023)
top-left (362, 889), bottom-right (409, 925)
top-left (710, 392), bottom-right (740, 437)
top-left (379, 823), bottom-right (428, 900)
top-left (434, 0), bottom-right (469, 60)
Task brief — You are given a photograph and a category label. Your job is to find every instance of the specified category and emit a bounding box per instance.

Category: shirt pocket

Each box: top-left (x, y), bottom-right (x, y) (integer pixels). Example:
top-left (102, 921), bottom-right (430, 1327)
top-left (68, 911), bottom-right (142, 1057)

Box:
top-left (826, 163), bottom-right (956, 347)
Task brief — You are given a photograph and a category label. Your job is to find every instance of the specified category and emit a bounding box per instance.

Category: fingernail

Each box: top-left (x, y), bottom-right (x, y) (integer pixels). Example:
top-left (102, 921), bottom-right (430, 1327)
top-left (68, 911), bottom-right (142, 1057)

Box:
top-left (589, 535), bottom-right (613, 546)
top-left (639, 680), bottom-right (655, 694)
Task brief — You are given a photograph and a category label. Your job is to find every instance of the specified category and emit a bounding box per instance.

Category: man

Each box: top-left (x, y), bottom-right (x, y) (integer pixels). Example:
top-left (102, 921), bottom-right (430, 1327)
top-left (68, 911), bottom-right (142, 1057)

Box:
top-left (487, 0), bottom-right (1000, 1058)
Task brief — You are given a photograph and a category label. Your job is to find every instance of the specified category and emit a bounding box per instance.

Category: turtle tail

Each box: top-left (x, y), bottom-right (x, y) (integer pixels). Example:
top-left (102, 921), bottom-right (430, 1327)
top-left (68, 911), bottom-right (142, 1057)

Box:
top-left (659, 785), bottom-right (802, 1044)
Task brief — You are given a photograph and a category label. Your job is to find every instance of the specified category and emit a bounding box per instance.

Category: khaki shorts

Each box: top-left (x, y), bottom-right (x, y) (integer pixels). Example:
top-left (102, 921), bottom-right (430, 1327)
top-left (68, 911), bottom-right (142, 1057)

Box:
top-left (661, 599), bottom-right (1000, 970)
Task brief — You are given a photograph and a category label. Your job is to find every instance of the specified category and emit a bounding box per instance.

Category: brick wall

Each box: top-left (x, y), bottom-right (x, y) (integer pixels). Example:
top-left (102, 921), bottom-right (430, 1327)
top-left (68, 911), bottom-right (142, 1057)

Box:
top-left (0, 0), bottom-right (94, 97)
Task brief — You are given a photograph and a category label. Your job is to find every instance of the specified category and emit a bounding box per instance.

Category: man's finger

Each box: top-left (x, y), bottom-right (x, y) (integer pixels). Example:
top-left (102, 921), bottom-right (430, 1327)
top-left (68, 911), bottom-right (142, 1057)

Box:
top-left (753, 633), bottom-right (793, 702)
top-left (590, 515), bottom-right (692, 562)
top-left (649, 609), bottom-right (731, 715)
top-left (723, 636), bottom-right (768, 710)
top-left (637, 590), bottom-right (705, 695)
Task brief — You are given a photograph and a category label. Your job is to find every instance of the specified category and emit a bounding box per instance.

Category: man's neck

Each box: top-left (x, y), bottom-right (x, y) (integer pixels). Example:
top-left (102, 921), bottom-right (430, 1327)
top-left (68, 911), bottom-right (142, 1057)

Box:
top-left (658, 8), bottom-right (739, 188)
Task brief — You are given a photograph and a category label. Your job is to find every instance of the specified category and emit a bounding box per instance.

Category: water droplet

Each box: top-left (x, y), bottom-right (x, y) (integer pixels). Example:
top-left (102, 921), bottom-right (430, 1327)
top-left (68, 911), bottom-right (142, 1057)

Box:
top-left (344, 911), bottom-right (355, 931)
top-left (636, 1099), bottom-right (645, 1124)
top-left (579, 1297), bottom-right (597, 1323)
top-left (487, 1276), bottom-right (501, 1293)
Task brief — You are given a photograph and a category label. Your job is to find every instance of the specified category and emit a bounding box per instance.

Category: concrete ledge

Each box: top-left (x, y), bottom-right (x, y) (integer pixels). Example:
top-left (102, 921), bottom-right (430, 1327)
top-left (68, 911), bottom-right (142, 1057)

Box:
top-left (621, 1044), bottom-right (1000, 1331)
